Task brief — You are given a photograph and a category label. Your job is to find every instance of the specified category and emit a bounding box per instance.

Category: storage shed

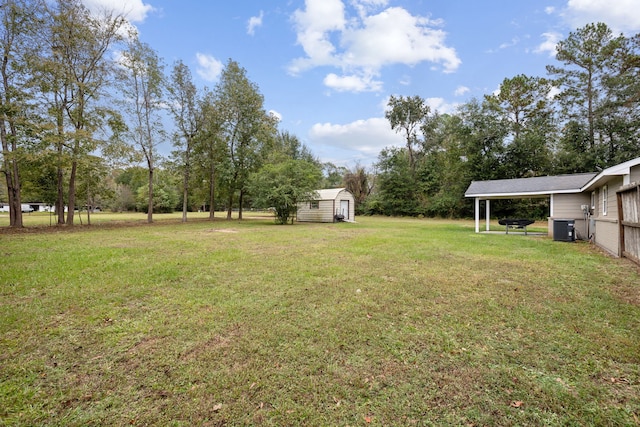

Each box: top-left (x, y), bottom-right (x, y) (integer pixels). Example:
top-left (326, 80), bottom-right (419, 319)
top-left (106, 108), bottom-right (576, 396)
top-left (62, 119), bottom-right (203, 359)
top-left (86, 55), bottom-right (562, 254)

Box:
top-left (297, 188), bottom-right (355, 223)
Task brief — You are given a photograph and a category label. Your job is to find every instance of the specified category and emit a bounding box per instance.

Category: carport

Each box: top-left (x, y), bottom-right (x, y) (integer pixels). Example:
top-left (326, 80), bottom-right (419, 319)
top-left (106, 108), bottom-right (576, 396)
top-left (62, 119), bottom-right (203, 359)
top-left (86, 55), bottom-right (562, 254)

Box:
top-left (465, 173), bottom-right (597, 233)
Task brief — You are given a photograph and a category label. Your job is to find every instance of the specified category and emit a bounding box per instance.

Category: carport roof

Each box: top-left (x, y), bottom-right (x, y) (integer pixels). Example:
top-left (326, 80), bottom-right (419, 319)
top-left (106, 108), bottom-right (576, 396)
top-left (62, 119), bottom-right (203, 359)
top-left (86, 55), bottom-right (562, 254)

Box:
top-left (465, 172), bottom-right (597, 199)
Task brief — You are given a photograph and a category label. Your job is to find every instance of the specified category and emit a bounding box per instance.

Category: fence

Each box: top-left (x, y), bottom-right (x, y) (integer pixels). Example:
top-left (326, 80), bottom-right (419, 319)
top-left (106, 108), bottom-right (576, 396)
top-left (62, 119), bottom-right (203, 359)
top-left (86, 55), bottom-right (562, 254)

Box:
top-left (617, 183), bottom-right (640, 265)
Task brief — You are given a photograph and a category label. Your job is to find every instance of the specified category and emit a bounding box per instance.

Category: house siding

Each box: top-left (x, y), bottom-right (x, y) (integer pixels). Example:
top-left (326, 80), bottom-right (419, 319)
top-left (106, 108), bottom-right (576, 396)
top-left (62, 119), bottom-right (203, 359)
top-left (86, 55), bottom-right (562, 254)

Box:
top-left (631, 164), bottom-right (640, 183)
top-left (593, 219), bottom-right (619, 256)
top-left (550, 193), bottom-right (590, 239)
top-left (591, 176), bottom-right (622, 256)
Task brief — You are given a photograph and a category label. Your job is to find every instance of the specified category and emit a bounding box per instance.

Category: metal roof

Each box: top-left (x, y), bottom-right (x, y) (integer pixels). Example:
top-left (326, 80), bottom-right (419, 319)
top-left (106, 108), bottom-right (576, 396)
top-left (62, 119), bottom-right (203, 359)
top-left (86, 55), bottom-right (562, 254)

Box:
top-left (315, 188), bottom-right (348, 200)
top-left (465, 173), bottom-right (598, 199)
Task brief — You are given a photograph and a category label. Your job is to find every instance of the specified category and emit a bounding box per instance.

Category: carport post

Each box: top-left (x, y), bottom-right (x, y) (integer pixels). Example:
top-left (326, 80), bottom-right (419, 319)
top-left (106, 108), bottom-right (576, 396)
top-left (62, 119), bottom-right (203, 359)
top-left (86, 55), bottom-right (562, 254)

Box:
top-left (475, 197), bottom-right (480, 233)
top-left (486, 199), bottom-right (491, 231)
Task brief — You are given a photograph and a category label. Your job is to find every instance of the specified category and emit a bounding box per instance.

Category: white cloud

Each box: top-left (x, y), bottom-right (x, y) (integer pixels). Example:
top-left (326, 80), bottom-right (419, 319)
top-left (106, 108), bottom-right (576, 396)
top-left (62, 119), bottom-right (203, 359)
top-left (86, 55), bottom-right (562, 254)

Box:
top-left (499, 37), bottom-right (520, 50)
top-left (535, 32), bottom-right (561, 57)
top-left (289, 0), bottom-right (460, 92)
top-left (564, 0), bottom-right (640, 34)
top-left (309, 117), bottom-right (404, 157)
top-left (454, 86), bottom-right (470, 97)
top-left (342, 7), bottom-right (460, 72)
top-left (398, 75), bottom-right (411, 86)
top-left (545, 6), bottom-right (556, 14)
top-left (195, 53), bottom-right (223, 82)
top-left (290, 0), bottom-right (346, 74)
top-left (81, 0), bottom-right (154, 23)
top-left (425, 97), bottom-right (458, 114)
top-left (247, 11), bottom-right (264, 36)
top-left (323, 72), bottom-right (383, 92)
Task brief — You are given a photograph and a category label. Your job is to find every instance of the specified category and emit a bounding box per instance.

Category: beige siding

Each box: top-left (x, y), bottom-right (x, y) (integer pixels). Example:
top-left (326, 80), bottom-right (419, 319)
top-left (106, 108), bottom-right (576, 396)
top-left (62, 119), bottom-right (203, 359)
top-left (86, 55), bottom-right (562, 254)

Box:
top-left (550, 193), bottom-right (590, 240)
top-left (336, 189), bottom-right (355, 221)
top-left (297, 189), bottom-right (356, 223)
top-left (599, 177), bottom-right (622, 219)
top-left (552, 193), bottom-right (589, 218)
top-left (297, 199), bottom-right (335, 222)
top-left (631, 164), bottom-right (640, 183)
top-left (590, 177), bottom-right (623, 256)
top-left (593, 219), bottom-right (619, 256)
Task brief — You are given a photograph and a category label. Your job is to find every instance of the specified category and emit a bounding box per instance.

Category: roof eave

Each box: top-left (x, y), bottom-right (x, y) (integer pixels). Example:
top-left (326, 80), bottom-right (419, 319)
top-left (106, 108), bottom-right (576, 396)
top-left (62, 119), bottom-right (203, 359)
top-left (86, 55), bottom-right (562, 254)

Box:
top-left (465, 189), bottom-right (583, 199)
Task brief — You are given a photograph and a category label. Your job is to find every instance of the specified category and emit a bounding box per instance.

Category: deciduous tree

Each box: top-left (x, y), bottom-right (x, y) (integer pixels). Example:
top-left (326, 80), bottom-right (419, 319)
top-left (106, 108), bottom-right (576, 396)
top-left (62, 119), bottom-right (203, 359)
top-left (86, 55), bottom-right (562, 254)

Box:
top-left (167, 60), bottom-right (202, 222)
top-left (39, 0), bottom-right (124, 225)
top-left (214, 59), bottom-right (276, 220)
top-left (385, 95), bottom-right (431, 172)
top-left (117, 37), bottom-right (165, 223)
top-left (0, 0), bottom-right (42, 227)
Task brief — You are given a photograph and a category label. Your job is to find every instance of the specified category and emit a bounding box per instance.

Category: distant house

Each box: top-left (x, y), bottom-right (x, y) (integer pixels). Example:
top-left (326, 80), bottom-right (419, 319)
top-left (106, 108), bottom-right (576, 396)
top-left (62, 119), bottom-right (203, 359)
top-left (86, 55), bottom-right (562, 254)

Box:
top-left (297, 188), bottom-right (355, 223)
top-left (465, 157), bottom-right (640, 262)
top-left (0, 203), bottom-right (50, 213)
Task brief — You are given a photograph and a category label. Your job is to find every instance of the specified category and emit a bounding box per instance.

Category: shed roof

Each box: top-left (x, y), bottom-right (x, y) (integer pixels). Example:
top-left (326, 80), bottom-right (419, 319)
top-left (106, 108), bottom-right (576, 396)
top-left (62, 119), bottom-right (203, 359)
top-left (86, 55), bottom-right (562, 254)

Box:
top-left (315, 188), bottom-right (349, 200)
top-left (465, 173), bottom-right (597, 199)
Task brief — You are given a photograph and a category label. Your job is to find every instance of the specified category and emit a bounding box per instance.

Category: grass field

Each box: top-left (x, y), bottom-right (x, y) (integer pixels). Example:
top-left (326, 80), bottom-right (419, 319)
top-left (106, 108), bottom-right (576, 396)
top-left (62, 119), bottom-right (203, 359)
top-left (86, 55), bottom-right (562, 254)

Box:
top-left (1, 215), bottom-right (639, 426)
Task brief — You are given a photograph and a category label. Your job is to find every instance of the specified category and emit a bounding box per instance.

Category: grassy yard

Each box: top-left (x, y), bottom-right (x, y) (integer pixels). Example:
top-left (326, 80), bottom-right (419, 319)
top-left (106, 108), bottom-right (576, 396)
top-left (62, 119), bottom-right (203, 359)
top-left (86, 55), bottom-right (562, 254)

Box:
top-left (1, 216), bottom-right (639, 426)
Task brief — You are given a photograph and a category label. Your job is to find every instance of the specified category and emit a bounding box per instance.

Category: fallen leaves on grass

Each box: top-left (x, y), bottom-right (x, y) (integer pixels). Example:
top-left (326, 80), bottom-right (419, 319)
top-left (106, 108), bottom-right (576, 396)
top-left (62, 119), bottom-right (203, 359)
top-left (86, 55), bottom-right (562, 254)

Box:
top-left (510, 401), bottom-right (524, 408)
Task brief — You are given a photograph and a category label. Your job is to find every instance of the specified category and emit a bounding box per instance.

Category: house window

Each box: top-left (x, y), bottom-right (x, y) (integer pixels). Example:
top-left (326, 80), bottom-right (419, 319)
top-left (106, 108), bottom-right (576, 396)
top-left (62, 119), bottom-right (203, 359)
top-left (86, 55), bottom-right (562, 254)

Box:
top-left (602, 185), bottom-right (608, 216)
top-left (310, 201), bottom-right (319, 209)
top-left (590, 191), bottom-right (596, 214)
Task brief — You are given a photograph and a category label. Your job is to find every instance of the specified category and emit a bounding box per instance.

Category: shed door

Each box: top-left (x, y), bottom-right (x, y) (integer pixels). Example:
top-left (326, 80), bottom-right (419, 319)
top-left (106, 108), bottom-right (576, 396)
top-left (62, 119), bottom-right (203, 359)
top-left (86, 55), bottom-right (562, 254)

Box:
top-left (340, 200), bottom-right (350, 219)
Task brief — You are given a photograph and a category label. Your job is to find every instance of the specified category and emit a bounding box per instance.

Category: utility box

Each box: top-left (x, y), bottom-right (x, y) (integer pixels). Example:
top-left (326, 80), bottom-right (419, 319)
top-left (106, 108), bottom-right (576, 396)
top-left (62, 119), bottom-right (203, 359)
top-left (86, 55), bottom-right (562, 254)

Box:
top-left (553, 219), bottom-right (576, 242)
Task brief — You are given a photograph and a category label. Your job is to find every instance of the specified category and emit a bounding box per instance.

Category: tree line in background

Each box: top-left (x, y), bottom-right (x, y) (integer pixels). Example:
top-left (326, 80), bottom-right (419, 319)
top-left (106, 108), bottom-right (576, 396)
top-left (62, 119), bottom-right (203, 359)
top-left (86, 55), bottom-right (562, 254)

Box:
top-left (1, 0), bottom-right (639, 227)
top-left (0, 0), bottom-right (327, 227)
top-left (372, 23), bottom-right (640, 219)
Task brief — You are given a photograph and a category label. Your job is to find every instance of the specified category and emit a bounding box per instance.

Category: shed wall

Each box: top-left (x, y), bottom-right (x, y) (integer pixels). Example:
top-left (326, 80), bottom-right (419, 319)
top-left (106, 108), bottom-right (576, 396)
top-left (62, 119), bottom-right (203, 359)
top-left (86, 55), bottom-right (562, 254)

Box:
top-left (296, 189), bottom-right (355, 223)
top-left (297, 199), bottom-right (335, 222)
top-left (336, 189), bottom-right (355, 221)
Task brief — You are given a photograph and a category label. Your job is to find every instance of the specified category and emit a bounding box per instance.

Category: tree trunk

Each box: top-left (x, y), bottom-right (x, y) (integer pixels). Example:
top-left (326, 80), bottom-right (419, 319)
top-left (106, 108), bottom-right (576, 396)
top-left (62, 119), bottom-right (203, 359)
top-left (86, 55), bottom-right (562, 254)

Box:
top-left (181, 144), bottom-right (190, 223)
top-left (238, 189), bottom-right (244, 220)
top-left (181, 170), bottom-right (188, 223)
top-left (86, 191), bottom-right (91, 226)
top-left (181, 185), bottom-right (188, 222)
top-left (66, 159), bottom-right (77, 225)
top-left (208, 163), bottom-right (215, 220)
top-left (1, 126), bottom-right (23, 227)
top-left (226, 192), bottom-right (233, 220)
top-left (1, 31), bottom-right (22, 227)
top-left (55, 112), bottom-right (65, 225)
top-left (56, 162), bottom-right (65, 225)
top-left (147, 166), bottom-right (153, 223)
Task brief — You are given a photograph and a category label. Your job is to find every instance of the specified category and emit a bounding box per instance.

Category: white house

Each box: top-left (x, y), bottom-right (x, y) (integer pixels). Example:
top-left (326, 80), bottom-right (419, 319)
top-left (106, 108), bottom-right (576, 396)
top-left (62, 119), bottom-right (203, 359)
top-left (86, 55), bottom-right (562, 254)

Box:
top-left (297, 188), bottom-right (355, 223)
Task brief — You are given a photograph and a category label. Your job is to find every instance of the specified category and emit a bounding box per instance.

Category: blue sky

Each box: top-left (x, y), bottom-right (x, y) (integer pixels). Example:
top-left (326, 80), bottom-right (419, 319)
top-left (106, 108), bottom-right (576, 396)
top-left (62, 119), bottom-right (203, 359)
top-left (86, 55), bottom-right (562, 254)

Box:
top-left (84, 0), bottom-right (640, 167)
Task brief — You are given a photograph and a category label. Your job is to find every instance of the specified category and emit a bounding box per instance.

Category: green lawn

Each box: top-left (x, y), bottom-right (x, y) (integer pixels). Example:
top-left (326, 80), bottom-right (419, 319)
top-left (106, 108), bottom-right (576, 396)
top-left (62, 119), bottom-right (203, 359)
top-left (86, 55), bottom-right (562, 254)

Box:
top-left (1, 216), bottom-right (639, 426)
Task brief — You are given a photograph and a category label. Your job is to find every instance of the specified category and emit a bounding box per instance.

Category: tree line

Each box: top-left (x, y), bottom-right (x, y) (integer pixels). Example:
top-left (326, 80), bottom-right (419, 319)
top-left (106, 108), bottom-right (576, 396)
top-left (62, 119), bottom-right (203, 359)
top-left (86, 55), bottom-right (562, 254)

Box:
top-left (370, 23), bottom-right (640, 218)
top-left (1, 0), bottom-right (327, 227)
top-left (2, 1), bottom-right (639, 227)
